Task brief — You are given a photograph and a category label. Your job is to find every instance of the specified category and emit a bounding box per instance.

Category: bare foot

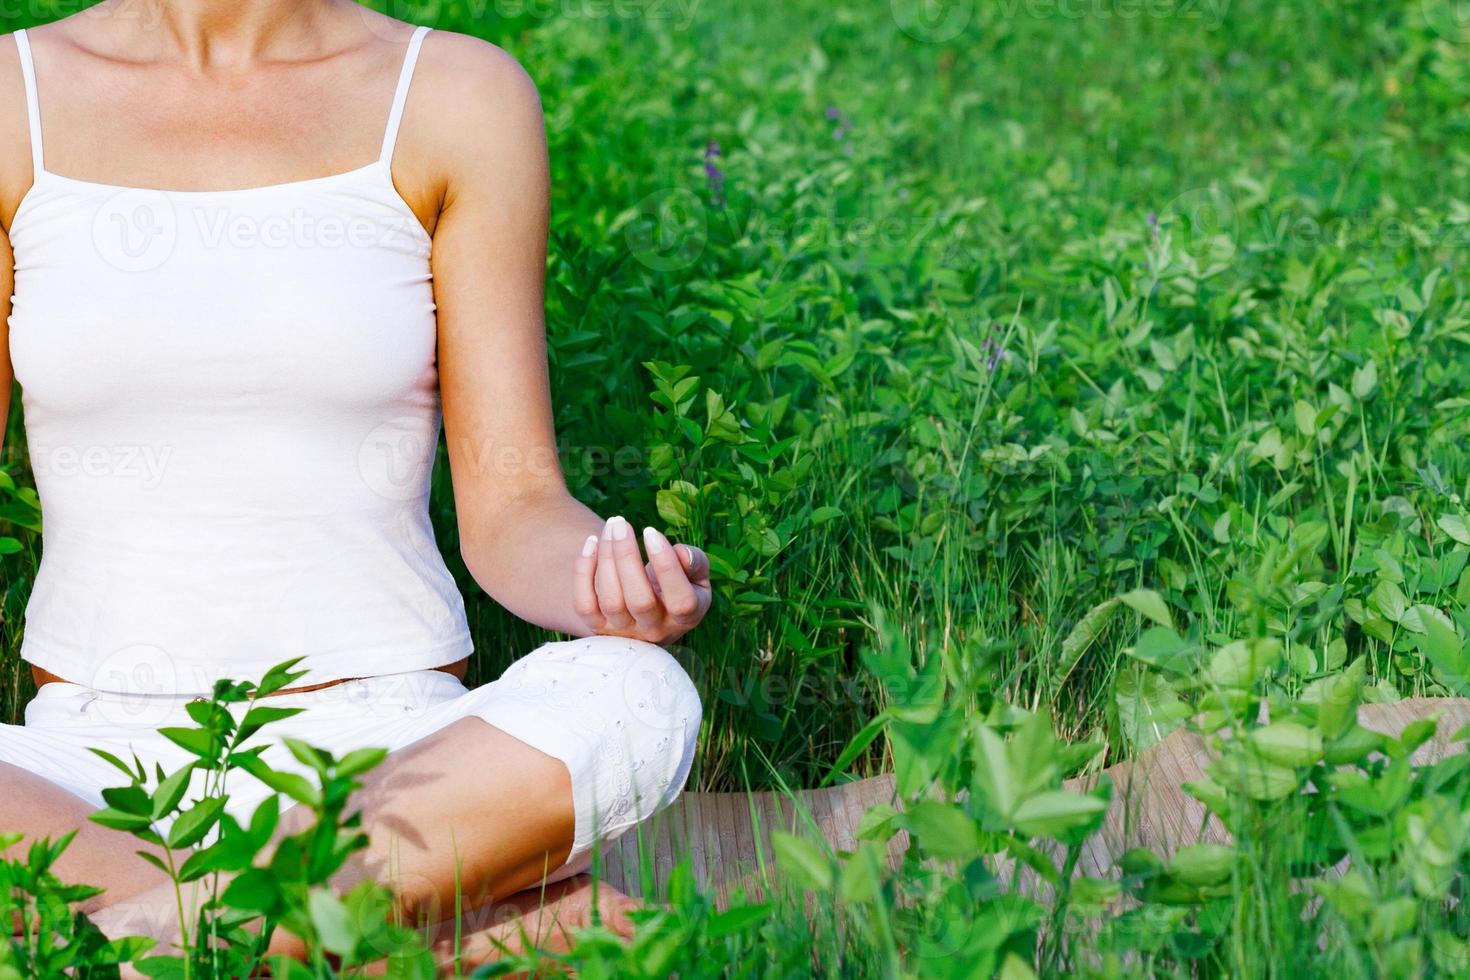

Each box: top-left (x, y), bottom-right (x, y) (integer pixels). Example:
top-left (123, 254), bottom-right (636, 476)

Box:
top-left (435, 874), bottom-right (642, 973)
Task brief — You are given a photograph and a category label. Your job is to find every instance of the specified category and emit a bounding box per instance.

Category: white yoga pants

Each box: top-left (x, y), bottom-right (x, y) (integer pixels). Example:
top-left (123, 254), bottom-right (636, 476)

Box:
top-left (0, 636), bottom-right (702, 883)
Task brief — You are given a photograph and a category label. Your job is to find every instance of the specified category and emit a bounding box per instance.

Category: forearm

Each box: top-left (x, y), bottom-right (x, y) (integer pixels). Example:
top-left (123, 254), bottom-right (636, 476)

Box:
top-left (0, 385), bottom-right (9, 459)
top-left (460, 488), bottom-right (604, 636)
top-left (3, 224), bottom-right (14, 457)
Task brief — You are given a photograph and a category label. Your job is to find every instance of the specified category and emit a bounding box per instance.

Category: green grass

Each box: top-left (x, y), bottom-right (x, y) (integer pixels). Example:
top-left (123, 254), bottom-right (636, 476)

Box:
top-left (4, 0), bottom-right (1470, 975)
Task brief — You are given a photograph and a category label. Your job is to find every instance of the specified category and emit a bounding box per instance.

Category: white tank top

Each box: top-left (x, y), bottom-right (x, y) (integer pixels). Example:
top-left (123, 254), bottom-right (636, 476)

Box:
top-left (6, 26), bottom-right (474, 695)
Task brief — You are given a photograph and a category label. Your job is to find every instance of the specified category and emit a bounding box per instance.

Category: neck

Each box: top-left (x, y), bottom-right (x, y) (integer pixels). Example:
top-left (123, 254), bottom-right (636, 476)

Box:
top-left (112, 0), bottom-right (342, 67)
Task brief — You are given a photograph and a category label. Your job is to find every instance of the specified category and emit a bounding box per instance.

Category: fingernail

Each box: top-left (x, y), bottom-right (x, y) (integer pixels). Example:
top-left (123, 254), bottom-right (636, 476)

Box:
top-left (581, 534), bottom-right (599, 557)
top-left (602, 518), bottom-right (615, 541)
top-left (643, 526), bottom-right (665, 554)
top-left (610, 516), bottom-right (629, 541)
top-left (677, 544), bottom-right (693, 564)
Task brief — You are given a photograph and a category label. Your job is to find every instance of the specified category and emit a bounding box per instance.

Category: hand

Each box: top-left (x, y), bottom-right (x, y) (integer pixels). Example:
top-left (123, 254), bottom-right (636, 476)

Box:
top-left (573, 516), bottom-right (713, 645)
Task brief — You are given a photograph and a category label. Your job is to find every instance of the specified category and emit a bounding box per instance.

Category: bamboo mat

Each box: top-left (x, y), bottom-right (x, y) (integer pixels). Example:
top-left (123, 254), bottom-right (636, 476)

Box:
top-left (599, 697), bottom-right (1470, 902)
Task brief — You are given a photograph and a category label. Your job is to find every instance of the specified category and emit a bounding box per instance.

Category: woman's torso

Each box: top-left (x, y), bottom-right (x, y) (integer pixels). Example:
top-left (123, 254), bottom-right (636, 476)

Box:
top-left (2, 19), bottom-right (474, 695)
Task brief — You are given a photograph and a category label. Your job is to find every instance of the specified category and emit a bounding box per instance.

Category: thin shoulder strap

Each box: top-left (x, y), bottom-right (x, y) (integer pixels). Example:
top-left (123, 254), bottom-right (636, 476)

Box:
top-left (13, 29), bottom-right (44, 174)
top-left (380, 25), bottom-right (431, 166)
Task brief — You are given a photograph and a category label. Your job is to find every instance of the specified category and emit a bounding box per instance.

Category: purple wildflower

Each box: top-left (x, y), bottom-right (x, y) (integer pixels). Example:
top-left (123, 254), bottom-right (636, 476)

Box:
top-left (826, 105), bottom-right (854, 142)
top-left (981, 325), bottom-right (1010, 372)
top-left (704, 141), bottom-right (726, 209)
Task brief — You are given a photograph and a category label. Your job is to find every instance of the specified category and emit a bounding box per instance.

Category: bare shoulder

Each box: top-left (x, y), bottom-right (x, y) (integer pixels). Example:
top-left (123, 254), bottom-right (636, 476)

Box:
top-left (0, 32), bottom-right (32, 228)
top-left (418, 30), bottom-right (543, 126)
top-left (0, 13), bottom-right (114, 225)
top-left (403, 30), bottom-right (548, 199)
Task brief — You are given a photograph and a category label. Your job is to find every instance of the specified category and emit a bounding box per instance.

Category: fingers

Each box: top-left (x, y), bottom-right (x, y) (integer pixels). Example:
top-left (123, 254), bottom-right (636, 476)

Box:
top-left (608, 516), bottom-right (661, 627)
top-left (595, 518), bottom-right (632, 630)
top-left (571, 533), bottom-right (601, 627)
top-left (574, 517), bottom-right (714, 640)
top-left (643, 527), bottom-right (701, 625)
top-left (676, 543), bottom-right (711, 585)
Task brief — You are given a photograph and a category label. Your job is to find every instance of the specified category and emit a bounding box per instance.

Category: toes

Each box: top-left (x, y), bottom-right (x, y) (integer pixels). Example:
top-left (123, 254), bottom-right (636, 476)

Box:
top-left (601, 892), bottom-right (642, 938)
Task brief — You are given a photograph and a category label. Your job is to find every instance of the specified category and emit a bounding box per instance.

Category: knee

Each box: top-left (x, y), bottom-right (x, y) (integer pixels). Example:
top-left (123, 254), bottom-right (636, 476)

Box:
top-left (514, 636), bottom-right (702, 820)
top-left (523, 635), bottom-right (702, 742)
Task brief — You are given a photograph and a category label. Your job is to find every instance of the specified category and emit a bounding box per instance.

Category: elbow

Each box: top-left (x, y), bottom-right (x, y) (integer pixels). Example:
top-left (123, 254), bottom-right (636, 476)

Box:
top-left (458, 523), bottom-right (496, 592)
top-left (455, 483), bottom-right (575, 590)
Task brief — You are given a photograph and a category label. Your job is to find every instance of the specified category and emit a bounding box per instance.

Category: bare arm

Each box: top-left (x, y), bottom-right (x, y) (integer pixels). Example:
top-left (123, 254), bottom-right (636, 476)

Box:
top-left (1, 225), bottom-right (11, 458)
top-left (415, 36), bottom-right (710, 642)
top-left (1, 37), bottom-right (19, 459)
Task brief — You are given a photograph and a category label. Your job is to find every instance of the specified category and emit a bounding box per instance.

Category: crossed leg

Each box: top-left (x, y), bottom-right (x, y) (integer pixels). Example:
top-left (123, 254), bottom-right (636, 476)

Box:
top-left (3, 637), bottom-right (702, 970)
top-left (0, 761), bottom-right (178, 915)
top-left (83, 717), bottom-right (586, 960)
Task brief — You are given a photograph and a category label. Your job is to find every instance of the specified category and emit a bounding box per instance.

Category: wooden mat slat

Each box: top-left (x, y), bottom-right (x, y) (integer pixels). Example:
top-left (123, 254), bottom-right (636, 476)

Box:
top-left (714, 791), bottom-right (748, 902)
top-left (681, 791), bottom-right (710, 894)
top-left (602, 698), bottom-right (1470, 903)
top-left (727, 794), bottom-right (762, 905)
top-left (698, 791), bottom-right (728, 907)
top-left (804, 784), bottom-right (837, 855)
top-left (827, 781), bottom-right (860, 855)
top-left (651, 794), bottom-right (678, 899)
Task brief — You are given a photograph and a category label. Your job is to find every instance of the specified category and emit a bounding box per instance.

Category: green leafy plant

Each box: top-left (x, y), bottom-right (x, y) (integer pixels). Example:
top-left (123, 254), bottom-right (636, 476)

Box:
top-left (0, 832), bottom-right (149, 979)
top-left (82, 659), bottom-right (437, 978)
